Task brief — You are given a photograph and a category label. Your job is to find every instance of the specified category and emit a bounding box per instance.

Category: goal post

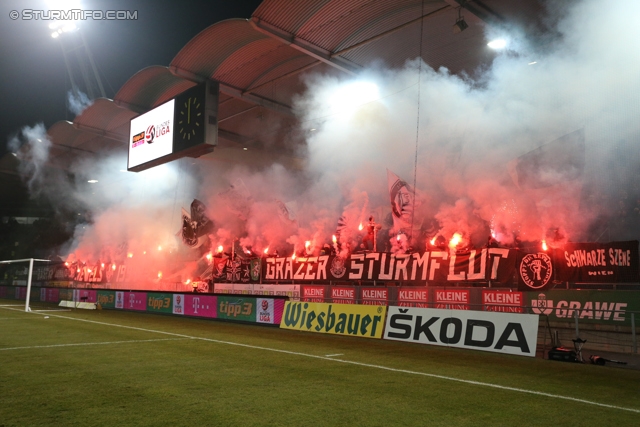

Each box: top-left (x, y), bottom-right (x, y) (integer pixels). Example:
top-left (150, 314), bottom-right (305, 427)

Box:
top-left (0, 258), bottom-right (51, 312)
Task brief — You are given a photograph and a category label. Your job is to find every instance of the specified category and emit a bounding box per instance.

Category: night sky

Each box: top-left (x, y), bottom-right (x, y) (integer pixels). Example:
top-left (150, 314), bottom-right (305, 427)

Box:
top-left (0, 0), bottom-right (264, 156)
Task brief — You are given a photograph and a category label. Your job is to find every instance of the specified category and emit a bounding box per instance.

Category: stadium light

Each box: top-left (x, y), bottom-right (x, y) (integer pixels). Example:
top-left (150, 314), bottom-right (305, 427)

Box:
top-left (329, 81), bottom-right (380, 114)
top-left (487, 39), bottom-right (507, 49)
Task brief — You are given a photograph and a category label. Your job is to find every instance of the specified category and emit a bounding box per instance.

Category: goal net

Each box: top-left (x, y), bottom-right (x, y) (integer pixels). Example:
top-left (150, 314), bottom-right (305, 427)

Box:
top-left (0, 258), bottom-right (51, 312)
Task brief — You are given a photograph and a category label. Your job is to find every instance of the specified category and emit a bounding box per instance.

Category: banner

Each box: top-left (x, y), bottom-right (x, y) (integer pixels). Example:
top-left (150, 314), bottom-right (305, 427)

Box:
top-left (184, 294), bottom-right (217, 318)
top-left (331, 286), bottom-right (356, 304)
top-left (146, 292), bottom-right (173, 314)
top-left (40, 287), bottom-right (57, 303)
top-left (517, 252), bottom-right (553, 291)
top-left (97, 290), bottom-right (116, 309)
top-left (263, 249), bottom-right (516, 285)
top-left (482, 290), bottom-right (523, 313)
top-left (387, 169), bottom-right (421, 235)
top-left (384, 306), bottom-right (538, 357)
top-left (123, 292), bottom-right (147, 311)
top-left (301, 285), bottom-right (327, 303)
top-left (433, 289), bottom-right (470, 310)
top-left (527, 290), bottom-right (640, 324)
top-left (280, 301), bottom-right (386, 339)
top-left (217, 296), bottom-right (256, 322)
top-left (212, 257), bottom-right (260, 283)
top-left (397, 287), bottom-right (428, 307)
top-left (172, 294), bottom-right (185, 315)
top-left (74, 289), bottom-right (97, 303)
top-left (1, 262), bottom-right (127, 285)
top-left (360, 287), bottom-right (389, 306)
top-left (256, 298), bottom-right (285, 324)
top-left (553, 241), bottom-right (639, 283)
top-left (115, 291), bottom-right (124, 309)
top-left (213, 283), bottom-right (300, 300)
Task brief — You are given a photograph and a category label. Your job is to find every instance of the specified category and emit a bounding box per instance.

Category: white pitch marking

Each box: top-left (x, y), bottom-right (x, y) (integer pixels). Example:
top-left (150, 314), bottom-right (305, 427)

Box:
top-left (0, 304), bottom-right (23, 307)
top-left (31, 309), bottom-right (72, 312)
top-left (1, 306), bottom-right (639, 414)
top-left (0, 338), bottom-right (188, 351)
top-left (325, 353), bottom-right (344, 357)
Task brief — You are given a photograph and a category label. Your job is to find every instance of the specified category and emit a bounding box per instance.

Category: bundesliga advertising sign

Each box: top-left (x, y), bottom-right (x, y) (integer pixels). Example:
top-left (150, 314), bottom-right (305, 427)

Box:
top-left (128, 99), bottom-right (175, 171)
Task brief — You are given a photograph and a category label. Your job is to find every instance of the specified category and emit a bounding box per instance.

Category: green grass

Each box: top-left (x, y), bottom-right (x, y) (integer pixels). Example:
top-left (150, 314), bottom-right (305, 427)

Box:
top-left (1, 298), bottom-right (639, 426)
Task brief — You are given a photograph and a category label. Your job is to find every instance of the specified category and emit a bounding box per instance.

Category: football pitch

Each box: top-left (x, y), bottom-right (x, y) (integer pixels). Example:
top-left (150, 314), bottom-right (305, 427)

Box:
top-left (1, 299), bottom-right (639, 426)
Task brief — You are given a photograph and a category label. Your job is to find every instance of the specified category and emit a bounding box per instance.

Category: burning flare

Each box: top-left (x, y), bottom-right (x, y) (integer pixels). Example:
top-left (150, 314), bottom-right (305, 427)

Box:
top-left (157, 271), bottom-right (162, 278)
top-left (112, 264), bottom-right (116, 271)
top-left (264, 247), bottom-right (269, 254)
top-left (292, 253), bottom-right (296, 260)
top-left (205, 253), bottom-right (212, 261)
top-left (127, 253), bottom-right (133, 258)
top-left (185, 279), bottom-right (191, 285)
top-left (157, 245), bottom-right (162, 251)
top-left (542, 240), bottom-right (548, 251)
top-left (305, 240), bottom-right (311, 249)
top-left (217, 245), bottom-right (223, 253)
top-left (430, 236), bottom-right (436, 245)
top-left (332, 235), bottom-right (337, 244)
top-left (449, 233), bottom-right (462, 249)
top-left (358, 223), bottom-right (364, 231)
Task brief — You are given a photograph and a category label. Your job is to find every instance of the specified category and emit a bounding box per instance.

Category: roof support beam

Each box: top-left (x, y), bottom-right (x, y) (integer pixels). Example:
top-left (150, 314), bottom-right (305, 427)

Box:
top-left (250, 17), bottom-right (360, 75)
top-left (333, 5), bottom-right (452, 57)
top-left (73, 122), bottom-right (127, 143)
top-left (445, 0), bottom-right (505, 26)
top-left (169, 65), bottom-right (295, 117)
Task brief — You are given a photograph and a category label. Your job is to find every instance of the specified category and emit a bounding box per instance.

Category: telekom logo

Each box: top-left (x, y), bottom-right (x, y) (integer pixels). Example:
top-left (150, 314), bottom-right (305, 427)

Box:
top-left (192, 297), bottom-right (200, 314)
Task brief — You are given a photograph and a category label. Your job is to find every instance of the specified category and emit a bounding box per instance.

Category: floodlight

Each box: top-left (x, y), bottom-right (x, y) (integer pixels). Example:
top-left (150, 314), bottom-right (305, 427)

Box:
top-left (329, 81), bottom-right (379, 114)
top-left (453, 8), bottom-right (468, 34)
top-left (487, 39), bottom-right (507, 49)
top-left (453, 18), bottom-right (468, 33)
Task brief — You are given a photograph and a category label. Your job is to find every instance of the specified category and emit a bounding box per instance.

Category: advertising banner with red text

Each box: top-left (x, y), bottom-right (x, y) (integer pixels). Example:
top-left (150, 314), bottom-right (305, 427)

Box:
top-left (397, 287), bottom-right (428, 307)
top-left (433, 289), bottom-right (470, 310)
top-left (360, 287), bottom-right (389, 306)
top-left (482, 290), bottom-right (523, 313)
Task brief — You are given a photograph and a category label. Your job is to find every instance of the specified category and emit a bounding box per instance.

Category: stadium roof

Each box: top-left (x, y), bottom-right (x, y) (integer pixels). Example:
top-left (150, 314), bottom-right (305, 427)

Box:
top-left (0, 0), bottom-right (545, 217)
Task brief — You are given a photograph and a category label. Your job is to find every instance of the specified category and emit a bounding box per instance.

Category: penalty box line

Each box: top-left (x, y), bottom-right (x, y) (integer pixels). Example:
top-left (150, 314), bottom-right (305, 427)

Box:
top-left (3, 306), bottom-right (639, 415)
